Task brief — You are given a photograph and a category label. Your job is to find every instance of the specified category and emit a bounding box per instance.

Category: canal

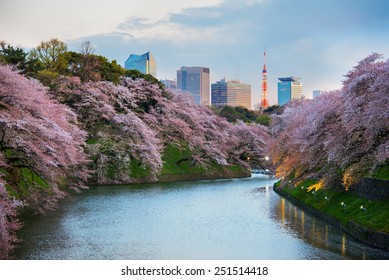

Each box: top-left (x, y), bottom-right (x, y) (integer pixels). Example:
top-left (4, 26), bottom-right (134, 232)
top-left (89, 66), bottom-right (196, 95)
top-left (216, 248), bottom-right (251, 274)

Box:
top-left (14, 175), bottom-right (389, 259)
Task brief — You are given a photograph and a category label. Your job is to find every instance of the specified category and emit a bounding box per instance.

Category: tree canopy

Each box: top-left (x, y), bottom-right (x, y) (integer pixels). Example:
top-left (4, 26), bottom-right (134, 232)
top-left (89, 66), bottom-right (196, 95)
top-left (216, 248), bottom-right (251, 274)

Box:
top-left (269, 53), bottom-right (389, 189)
top-left (0, 65), bottom-right (89, 258)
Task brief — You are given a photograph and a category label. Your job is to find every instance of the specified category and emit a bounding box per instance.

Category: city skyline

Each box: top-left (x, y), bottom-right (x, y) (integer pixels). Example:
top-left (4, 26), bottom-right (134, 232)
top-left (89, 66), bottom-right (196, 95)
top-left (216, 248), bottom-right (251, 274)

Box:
top-left (1, 0), bottom-right (389, 106)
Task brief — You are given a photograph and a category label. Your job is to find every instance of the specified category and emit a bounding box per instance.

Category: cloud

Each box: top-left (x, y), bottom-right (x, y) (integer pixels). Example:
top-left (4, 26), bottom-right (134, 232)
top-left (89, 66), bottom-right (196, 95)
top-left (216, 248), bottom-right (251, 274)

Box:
top-left (108, 0), bottom-right (268, 46)
top-left (4, 0), bottom-right (388, 106)
top-left (168, 0), bottom-right (264, 29)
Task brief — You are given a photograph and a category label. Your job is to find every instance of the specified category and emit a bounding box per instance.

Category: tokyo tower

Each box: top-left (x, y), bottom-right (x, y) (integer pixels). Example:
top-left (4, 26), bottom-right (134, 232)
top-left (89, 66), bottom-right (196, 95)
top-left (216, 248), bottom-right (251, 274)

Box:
top-left (261, 49), bottom-right (269, 108)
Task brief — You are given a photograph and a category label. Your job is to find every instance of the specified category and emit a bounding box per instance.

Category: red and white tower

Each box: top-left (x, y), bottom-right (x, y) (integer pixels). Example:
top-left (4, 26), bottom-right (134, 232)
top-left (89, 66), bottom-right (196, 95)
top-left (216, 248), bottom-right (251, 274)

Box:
top-left (261, 49), bottom-right (269, 108)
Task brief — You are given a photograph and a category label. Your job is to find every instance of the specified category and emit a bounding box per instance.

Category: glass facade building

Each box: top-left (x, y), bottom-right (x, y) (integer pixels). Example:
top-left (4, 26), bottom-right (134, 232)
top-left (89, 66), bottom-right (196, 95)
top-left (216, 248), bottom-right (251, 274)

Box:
top-left (211, 78), bottom-right (228, 107)
top-left (277, 77), bottom-right (302, 106)
top-left (161, 79), bottom-right (177, 90)
top-left (211, 78), bottom-right (252, 109)
top-left (124, 52), bottom-right (157, 77)
top-left (313, 90), bottom-right (322, 98)
top-left (177, 67), bottom-right (210, 106)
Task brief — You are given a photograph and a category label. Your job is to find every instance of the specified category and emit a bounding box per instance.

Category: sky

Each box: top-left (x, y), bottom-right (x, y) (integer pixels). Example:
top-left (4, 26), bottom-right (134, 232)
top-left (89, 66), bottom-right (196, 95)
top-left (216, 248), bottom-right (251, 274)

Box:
top-left (1, 0), bottom-right (389, 106)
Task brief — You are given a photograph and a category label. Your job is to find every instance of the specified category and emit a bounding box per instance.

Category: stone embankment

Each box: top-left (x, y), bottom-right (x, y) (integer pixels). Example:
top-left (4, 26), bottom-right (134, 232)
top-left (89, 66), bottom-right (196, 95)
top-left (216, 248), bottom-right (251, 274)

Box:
top-left (274, 179), bottom-right (389, 252)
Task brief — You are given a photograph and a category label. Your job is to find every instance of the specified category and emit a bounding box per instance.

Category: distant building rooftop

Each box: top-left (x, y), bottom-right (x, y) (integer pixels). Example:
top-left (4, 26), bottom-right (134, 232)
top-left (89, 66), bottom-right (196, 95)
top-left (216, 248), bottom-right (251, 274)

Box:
top-left (278, 77), bottom-right (301, 82)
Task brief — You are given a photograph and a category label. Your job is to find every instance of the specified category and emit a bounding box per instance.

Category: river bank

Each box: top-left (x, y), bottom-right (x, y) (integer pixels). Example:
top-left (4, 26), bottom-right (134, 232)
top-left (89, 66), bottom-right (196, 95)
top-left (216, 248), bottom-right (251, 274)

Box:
top-left (91, 143), bottom-right (252, 185)
top-left (273, 180), bottom-right (389, 252)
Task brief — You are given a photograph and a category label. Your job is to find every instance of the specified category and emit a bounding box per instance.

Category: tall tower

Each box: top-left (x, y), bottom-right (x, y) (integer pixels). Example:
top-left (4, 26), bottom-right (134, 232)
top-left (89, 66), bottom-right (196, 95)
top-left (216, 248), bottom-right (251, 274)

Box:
top-left (261, 49), bottom-right (269, 108)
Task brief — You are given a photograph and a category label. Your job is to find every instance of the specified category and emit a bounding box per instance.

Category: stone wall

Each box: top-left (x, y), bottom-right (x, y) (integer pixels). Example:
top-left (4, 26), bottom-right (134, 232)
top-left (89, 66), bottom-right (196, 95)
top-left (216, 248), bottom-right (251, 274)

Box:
top-left (348, 178), bottom-right (389, 200)
top-left (348, 221), bottom-right (389, 250)
top-left (274, 185), bottom-right (389, 251)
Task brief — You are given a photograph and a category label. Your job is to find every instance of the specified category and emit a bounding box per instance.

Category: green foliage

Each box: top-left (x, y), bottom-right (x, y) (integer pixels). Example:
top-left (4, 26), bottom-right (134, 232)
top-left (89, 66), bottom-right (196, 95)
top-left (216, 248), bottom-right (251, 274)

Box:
top-left (24, 58), bottom-right (44, 77)
top-left (280, 180), bottom-right (389, 233)
top-left (96, 56), bottom-right (125, 84)
top-left (34, 69), bottom-right (60, 89)
top-left (62, 51), bottom-right (125, 83)
top-left (30, 38), bottom-right (68, 71)
top-left (0, 103), bottom-right (7, 110)
top-left (124, 69), bottom-right (144, 79)
top-left (219, 106), bottom-right (249, 123)
top-left (371, 164), bottom-right (389, 180)
top-left (255, 114), bottom-right (271, 126)
top-left (125, 69), bottom-right (164, 88)
top-left (1, 40), bottom-right (128, 84)
top-left (61, 51), bottom-right (83, 76)
top-left (263, 105), bottom-right (283, 115)
top-left (0, 42), bottom-right (27, 66)
top-left (216, 105), bottom-right (272, 125)
top-left (235, 106), bottom-right (258, 120)
top-left (1, 41), bottom-right (162, 86)
top-left (0, 42), bottom-right (44, 76)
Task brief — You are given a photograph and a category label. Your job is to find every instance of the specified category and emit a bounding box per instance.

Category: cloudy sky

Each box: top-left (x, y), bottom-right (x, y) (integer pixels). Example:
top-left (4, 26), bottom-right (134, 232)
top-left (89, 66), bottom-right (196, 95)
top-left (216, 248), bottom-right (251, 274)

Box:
top-left (1, 0), bottom-right (389, 106)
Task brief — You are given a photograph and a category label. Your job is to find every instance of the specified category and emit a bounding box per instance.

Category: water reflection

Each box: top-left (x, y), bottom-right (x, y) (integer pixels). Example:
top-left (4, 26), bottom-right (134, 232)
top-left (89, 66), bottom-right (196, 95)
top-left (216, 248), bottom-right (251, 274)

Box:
top-left (271, 196), bottom-right (389, 259)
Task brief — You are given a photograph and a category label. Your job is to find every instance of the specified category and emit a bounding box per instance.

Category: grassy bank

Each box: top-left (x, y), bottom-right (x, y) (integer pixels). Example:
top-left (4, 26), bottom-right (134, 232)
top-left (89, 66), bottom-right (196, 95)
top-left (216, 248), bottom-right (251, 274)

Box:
top-left (127, 144), bottom-right (250, 183)
top-left (275, 179), bottom-right (389, 234)
top-left (160, 144), bottom-right (248, 176)
top-left (370, 165), bottom-right (389, 180)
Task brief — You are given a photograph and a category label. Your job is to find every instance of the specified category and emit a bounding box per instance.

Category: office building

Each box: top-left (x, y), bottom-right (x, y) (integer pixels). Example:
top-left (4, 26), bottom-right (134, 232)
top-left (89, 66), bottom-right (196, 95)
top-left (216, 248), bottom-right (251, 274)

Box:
top-left (313, 90), bottom-right (322, 98)
top-left (177, 66), bottom-right (210, 106)
top-left (211, 78), bottom-right (251, 109)
top-left (161, 79), bottom-right (177, 90)
top-left (277, 77), bottom-right (302, 106)
top-left (211, 78), bottom-right (228, 107)
top-left (124, 52), bottom-right (157, 77)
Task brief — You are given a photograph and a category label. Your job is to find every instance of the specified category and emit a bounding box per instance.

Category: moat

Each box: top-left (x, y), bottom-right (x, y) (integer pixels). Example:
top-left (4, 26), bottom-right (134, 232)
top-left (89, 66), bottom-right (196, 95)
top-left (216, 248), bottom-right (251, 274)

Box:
top-left (14, 175), bottom-right (389, 259)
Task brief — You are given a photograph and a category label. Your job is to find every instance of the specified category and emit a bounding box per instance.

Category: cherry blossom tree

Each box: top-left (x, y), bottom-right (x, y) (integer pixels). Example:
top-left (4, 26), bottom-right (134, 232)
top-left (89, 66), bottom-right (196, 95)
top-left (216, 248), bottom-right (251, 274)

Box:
top-left (228, 120), bottom-right (270, 167)
top-left (54, 78), bottom-right (163, 184)
top-left (136, 85), bottom-right (269, 169)
top-left (335, 53), bottom-right (389, 186)
top-left (0, 170), bottom-right (21, 259)
top-left (0, 65), bottom-right (89, 257)
top-left (54, 76), bottom-right (270, 181)
top-left (269, 53), bottom-right (389, 189)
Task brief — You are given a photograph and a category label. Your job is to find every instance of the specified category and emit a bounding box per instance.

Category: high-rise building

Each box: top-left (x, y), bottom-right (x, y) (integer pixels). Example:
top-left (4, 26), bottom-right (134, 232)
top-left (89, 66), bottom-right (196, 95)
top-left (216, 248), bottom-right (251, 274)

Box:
top-left (261, 49), bottom-right (269, 108)
top-left (313, 90), bottom-right (322, 98)
top-left (211, 78), bottom-right (228, 107)
top-left (124, 52), bottom-right (157, 77)
top-left (211, 78), bottom-right (251, 109)
top-left (277, 77), bottom-right (302, 106)
top-left (177, 66), bottom-right (210, 106)
top-left (161, 79), bottom-right (177, 90)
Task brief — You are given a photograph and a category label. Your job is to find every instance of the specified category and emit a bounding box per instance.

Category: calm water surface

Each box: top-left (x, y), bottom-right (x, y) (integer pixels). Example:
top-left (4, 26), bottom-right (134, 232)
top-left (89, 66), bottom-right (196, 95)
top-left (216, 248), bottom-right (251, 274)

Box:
top-left (14, 175), bottom-right (389, 259)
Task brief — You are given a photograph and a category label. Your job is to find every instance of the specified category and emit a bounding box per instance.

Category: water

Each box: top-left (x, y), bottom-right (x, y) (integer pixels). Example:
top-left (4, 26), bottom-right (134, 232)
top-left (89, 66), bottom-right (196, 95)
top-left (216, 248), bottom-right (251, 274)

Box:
top-left (14, 175), bottom-right (389, 259)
